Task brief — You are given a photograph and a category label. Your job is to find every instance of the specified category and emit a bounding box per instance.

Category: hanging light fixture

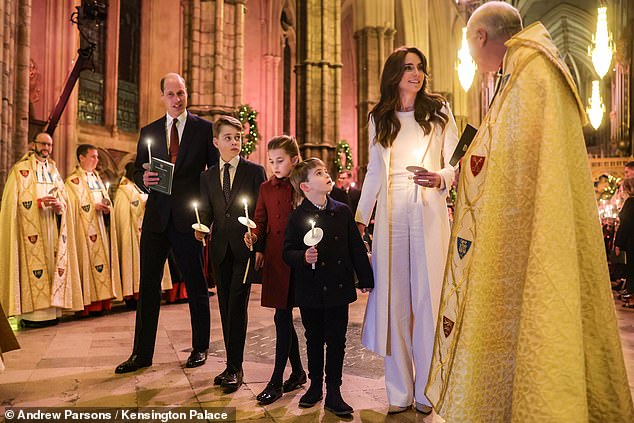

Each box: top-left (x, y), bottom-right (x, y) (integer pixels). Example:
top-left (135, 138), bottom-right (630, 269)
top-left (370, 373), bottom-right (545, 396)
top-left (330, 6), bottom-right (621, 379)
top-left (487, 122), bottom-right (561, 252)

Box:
top-left (456, 27), bottom-right (476, 91)
top-left (588, 6), bottom-right (615, 78)
top-left (587, 80), bottom-right (605, 129)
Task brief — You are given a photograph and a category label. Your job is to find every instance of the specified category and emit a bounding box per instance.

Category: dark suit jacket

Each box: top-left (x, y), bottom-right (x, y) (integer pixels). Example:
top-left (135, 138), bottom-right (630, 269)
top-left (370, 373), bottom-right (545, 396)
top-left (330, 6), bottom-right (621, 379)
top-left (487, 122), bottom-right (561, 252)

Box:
top-left (283, 197), bottom-right (374, 308)
top-left (134, 112), bottom-right (218, 233)
top-left (199, 157), bottom-right (267, 265)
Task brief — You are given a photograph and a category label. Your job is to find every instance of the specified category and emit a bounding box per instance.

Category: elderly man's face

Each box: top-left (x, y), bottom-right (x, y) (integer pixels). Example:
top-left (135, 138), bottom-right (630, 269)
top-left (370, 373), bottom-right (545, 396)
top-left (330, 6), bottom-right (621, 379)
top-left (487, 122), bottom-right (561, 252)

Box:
top-left (466, 25), bottom-right (500, 73)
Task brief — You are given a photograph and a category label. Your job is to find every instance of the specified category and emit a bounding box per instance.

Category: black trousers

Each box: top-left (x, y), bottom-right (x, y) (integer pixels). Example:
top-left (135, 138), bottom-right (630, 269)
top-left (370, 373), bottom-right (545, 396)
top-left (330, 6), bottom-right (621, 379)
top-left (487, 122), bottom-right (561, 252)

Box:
top-left (299, 305), bottom-right (349, 388)
top-left (133, 216), bottom-right (210, 360)
top-left (214, 246), bottom-right (251, 372)
top-left (270, 307), bottom-right (304, 385)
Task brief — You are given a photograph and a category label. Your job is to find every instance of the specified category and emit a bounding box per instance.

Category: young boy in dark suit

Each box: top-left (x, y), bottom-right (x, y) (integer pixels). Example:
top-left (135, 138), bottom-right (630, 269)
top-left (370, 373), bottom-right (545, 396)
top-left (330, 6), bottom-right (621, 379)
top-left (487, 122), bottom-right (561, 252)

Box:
top-left (283, 158), bottom-right (374, 416)
top-left (196, 116), bottom-right (266, 392)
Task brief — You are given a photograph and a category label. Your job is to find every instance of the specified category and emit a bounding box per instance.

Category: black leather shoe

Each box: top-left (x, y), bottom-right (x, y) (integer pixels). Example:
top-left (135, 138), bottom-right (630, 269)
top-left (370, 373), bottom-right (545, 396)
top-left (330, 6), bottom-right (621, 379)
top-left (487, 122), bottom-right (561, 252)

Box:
top-left (257, 382), bottom-right (283, 405)
top-left (221, 369), bottom-right (243, 392)
top-left (185, 349), bottom-right (208, 368)
top-left (325, 389), bottom-right (353, 416)
top-left (298, 383), bottom-right (323, 408)
top-left (115, 355), bottom-right (152, 374)
top-left (213, 368), bottom-right (229, 386)
top-left (282, 371), bottom-right (307, 392)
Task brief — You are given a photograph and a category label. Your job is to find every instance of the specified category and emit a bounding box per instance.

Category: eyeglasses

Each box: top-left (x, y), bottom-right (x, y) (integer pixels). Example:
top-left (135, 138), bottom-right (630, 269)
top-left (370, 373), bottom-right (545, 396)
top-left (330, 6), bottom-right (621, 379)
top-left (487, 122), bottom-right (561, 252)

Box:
top-left (34, 141), bottom-right (53, 147)
top-left (403, 63), bottom-right (425, 73)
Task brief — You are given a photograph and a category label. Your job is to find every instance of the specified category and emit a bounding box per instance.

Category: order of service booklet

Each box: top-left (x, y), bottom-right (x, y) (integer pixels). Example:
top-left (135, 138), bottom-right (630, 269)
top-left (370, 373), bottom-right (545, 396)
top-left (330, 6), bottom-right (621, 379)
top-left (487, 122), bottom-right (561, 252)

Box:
top-left (149, 157), bottom-right (174, 195)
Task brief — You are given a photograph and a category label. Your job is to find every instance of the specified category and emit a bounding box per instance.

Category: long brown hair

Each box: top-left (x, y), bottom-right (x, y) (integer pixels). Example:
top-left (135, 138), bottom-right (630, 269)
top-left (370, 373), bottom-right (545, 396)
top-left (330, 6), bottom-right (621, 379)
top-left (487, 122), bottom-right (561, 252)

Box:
top-left (370, 46), bottom-right (448, 148)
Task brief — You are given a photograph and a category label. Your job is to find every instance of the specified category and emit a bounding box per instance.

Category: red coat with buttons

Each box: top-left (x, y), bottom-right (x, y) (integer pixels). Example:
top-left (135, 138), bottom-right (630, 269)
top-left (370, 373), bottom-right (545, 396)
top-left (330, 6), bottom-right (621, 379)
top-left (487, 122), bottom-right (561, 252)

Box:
top-left (252, 177), bottom-right (294, 308)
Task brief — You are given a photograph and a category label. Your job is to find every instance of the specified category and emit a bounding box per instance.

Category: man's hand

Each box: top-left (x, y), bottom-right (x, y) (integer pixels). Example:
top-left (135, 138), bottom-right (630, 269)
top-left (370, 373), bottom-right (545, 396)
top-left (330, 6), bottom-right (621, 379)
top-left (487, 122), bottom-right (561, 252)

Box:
top-left (94, 200), bottom-right (110, 214)
top-left (194, 230), bottom-right (207, 242)
top-left (244, 232), bottom-right (258, 249)
top-left (143, 170), bottom-right (160, 187)
top-left (305, 246), bottom-right (318, 265)
top-left (40, 195), bottom-right (64, 214)
top-left (255, 252), bottom-right (264, 270)
top-left (616, 246), bottom-right (621, 257)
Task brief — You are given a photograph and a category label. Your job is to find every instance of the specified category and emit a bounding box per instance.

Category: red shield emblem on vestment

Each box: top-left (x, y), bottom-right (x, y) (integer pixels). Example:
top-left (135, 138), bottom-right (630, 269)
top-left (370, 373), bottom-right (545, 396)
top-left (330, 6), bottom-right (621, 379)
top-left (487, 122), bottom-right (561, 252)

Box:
top-left (28, 235), bottom-right (38, 244)
top-left (58, 268), bottom-right (65, 277)
top-left (470, 155), bottom-right (486, 177)
top-left (89, 234), bottom-right (97, 243)
top-left (20, 170), bottom-right (29, 177)
top-left (71, 177), bottom-right (79, 184)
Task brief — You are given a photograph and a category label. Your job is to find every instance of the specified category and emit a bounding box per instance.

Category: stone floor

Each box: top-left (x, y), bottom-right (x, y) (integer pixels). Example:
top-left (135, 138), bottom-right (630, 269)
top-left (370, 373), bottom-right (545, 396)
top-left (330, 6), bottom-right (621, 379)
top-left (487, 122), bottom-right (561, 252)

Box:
top-left (1, 285), bottom-right (633, 422)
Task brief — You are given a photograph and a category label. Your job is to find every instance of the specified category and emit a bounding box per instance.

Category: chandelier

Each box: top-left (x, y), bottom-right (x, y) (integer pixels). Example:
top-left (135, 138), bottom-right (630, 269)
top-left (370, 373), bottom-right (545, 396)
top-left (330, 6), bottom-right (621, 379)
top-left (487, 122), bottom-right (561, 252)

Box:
top-left (456, 27), bottom-right (476, 91)
top-left (587, 80), bottom-right (604, 130)
top-left (588, 6), bottom-right (614, 78)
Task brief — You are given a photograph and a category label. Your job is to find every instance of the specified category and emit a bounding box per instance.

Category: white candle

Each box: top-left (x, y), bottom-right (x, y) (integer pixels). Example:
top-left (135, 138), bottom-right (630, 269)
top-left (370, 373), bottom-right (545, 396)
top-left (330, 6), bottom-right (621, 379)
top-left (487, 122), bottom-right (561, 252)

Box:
top-left (105, 182), bottom-right (110, 191)
top-left (310, 219), bottom-right (316, 237)
top-left (147, 139), bottom-right (152, 164)
top-left (193, 202), bottom-right (201, 226)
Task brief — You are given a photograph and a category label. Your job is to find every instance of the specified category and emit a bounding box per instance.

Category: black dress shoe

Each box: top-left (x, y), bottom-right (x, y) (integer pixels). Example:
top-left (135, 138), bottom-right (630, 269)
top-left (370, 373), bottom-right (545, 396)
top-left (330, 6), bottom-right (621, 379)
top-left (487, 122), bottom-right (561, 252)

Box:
top-left (257, 382), bottom-right (283, 405)
top-left (221, 369), bottom-right (243, 392)
top-left (185, 350), bottom-right (208, 368)
top-left (282, 371), bottom-right (307, 392)
top-left (20, 318), bottom-right (58, 328)
top-left (324, 389), bottom-right (353, 416)
top-left (115, 355), bottom-right (152, 374)
top-left (298, 383), bottom-right (323, 408)
top-left (213, 368), bottom-right (229, 386)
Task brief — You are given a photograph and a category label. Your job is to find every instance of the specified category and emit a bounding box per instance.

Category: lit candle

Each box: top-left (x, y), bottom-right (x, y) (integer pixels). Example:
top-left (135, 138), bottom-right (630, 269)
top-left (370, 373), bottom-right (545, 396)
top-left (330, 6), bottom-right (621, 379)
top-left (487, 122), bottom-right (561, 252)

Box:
top-left (147, 139), bottom-right (152, 165)
top-left (193, 201), bottom-right (201, 226)
top-left (105, 182), bottom-right (110, 192)
top-left (310, 219), bottom-right (316, 237)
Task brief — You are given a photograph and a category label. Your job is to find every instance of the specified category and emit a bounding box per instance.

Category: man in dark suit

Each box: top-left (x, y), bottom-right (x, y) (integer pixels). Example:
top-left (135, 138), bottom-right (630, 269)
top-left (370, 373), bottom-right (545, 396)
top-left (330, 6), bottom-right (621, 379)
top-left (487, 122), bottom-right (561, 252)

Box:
top-left (195, 115), bottom-right (266, 392)
top-left (336, 170), bottom-right (361, 215)
top-left (115, 73), bottom-right (218, 374)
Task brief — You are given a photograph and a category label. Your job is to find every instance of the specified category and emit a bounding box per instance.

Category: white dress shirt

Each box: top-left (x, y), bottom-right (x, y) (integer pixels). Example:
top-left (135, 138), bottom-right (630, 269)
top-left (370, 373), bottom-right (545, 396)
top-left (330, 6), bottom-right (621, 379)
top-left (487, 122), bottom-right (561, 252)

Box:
top-left (219, 155), bottom-right (241, 191)
top-left (165, 111), bottom-right (187, 148)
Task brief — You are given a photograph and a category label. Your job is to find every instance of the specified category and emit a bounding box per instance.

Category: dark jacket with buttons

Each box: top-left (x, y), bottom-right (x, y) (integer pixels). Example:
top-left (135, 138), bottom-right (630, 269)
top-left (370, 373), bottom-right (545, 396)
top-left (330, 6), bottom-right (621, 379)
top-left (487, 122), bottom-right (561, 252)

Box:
top-left (283, 197), bottom-right (374, 308)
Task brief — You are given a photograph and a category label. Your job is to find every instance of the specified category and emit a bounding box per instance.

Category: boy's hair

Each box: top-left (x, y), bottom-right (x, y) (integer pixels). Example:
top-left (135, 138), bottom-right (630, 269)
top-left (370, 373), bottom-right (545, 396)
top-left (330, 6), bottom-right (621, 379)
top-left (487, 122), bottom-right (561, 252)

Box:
top-left (213, 115), bottom-right (243, 136)
top-left (268, 135), bottom-right (301, 159)
top-left (290, 158), bottom-right (326, 198)
top-left (625, 161), bottom-right (634, 170)
top-left (76, 144), bottom-right (97, 162)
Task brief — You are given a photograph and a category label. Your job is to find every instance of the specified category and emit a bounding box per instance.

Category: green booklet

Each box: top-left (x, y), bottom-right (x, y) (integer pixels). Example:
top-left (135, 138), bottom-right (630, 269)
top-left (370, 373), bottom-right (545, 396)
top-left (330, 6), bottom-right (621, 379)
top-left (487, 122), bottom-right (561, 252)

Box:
top-left (149, 157), bottom-right (174, 195)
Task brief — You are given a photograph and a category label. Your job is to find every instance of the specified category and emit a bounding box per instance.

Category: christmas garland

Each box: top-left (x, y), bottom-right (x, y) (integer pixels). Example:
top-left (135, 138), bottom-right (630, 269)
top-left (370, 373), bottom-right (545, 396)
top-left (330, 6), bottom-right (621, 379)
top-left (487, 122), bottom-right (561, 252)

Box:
top-left (335, 140), bottom-right (353, 172)
top-left (236, 104), bottom-right (260, 157)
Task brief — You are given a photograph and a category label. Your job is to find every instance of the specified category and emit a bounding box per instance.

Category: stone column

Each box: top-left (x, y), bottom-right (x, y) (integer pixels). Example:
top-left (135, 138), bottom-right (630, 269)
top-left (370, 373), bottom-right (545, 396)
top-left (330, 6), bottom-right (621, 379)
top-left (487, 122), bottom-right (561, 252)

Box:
top-left (0, 0), bottom-right (31, 198)
top-left (354, 25), bottom-right (394, 181)
top-left (183, 0), bottom-right (245, 118)
top-left (295, 0), bottom-right (342, 173)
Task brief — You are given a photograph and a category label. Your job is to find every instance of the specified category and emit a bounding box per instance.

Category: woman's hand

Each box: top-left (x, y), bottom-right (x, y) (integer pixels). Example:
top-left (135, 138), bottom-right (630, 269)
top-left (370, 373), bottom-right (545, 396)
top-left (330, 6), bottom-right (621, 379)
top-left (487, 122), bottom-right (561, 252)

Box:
top-left (616, 246), bottom-right (621, 256)
top-left (413, 169), bottom-right (442, 188)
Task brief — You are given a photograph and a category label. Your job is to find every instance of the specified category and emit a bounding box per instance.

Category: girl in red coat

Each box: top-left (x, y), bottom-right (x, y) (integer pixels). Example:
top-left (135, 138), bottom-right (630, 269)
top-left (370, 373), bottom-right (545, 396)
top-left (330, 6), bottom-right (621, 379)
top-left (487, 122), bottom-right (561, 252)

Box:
top-left (244, 135), bottom-right (306, 404)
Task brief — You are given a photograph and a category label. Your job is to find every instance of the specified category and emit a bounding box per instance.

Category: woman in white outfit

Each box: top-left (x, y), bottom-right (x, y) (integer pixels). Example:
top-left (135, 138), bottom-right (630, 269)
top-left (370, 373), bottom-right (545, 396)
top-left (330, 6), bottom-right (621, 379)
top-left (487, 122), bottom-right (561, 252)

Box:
top-left (355, 46), bottom-right (458, 415)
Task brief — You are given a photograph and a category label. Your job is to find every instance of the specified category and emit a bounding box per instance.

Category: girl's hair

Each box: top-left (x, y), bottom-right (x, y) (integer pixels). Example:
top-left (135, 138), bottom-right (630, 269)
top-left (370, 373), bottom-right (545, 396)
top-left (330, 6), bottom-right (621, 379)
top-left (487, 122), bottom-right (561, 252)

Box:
top-left (268, 135), bottom-right (303, 207)
top-left (370, 46), bottom-right (448, 148)
top-left (623, 178), bottom-right (634, 197)
top-left (267, 135), bottom-right (301, 160)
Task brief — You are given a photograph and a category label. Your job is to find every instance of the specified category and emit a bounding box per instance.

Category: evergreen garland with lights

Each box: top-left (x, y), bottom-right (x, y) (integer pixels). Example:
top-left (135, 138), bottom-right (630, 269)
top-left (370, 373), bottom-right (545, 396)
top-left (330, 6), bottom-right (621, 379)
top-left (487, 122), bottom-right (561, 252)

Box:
top-left (236, 104), bottom-right (260, 157)
top-left (335, 140), bottom-right (353, 172)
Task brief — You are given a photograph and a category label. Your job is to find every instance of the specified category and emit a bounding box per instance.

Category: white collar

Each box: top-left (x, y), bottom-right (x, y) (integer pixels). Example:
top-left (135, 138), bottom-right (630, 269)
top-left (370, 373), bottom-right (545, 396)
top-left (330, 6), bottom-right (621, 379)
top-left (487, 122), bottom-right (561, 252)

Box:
top-left (220, 155), bottom-right (240, 169)
top-left (166, 111), bottom-right (187, 126)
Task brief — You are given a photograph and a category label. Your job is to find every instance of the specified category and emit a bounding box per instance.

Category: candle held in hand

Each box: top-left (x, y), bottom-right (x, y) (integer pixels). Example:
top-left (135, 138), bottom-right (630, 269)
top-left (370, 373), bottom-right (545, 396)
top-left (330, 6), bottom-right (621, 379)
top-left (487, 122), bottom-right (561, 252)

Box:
top-left (147, 139), bottom-right (152, 165)
top-left (310, 219), bottom-right (316, 237)
top-left (193, 202), bottom-right (201, 226)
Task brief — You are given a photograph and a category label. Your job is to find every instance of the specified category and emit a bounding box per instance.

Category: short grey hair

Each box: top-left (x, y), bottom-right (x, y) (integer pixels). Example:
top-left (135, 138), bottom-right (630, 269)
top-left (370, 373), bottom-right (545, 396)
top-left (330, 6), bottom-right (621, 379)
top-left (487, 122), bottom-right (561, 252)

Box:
top-left (468, 1), bottom-right (523, 41)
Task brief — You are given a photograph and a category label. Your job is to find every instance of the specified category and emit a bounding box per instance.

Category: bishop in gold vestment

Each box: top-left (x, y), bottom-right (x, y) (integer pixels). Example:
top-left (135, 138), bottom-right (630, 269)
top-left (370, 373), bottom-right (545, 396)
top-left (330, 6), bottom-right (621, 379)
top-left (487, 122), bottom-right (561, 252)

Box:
top-left (0, 134), bottom-right (83, 325)
top-left (65, 145), bottom-right (121, 313)
top-left (426, 4), bottom-right (634, 422)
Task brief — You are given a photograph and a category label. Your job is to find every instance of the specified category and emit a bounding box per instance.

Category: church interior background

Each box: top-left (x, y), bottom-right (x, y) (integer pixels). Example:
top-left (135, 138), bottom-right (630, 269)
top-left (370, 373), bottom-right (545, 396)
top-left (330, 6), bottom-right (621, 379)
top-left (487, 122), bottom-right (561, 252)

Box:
top-left (1, 0), bottom-right (634, 419)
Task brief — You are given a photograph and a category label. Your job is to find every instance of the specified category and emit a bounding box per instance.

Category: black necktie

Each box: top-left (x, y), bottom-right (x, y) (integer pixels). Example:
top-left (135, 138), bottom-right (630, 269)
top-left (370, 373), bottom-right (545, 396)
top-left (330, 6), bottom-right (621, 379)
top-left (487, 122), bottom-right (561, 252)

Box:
top-left (223, 163), bottom-right (231, 203)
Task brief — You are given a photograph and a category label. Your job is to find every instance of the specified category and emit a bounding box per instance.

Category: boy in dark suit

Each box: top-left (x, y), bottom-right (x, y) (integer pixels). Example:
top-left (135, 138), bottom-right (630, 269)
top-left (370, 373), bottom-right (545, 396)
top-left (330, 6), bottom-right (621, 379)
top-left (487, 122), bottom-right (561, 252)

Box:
top-left (283, 158), bottom-right (374, 416)
top-left (196, 115), bottom-right (266, 392)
